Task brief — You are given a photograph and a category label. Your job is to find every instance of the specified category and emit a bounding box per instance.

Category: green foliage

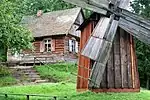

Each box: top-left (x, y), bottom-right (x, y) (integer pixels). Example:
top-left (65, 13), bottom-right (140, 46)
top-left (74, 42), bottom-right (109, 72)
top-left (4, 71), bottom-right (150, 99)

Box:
top-left (131, 0), bottom-right (150, 89)
top-left (34, 63), bottom-right (77, 83)
top-left (0, 66), bottom-right (11, 77)
top-left (131, 0), bottom-right (150, 18)
top-left (0, 0), bottom-right (33, 61)
top-left (21, 0), bottom-right (75, 15)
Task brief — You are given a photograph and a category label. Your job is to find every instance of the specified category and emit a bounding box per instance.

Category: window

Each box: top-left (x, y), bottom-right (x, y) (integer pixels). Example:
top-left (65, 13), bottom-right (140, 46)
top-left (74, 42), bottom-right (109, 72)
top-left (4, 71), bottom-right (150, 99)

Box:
top-left (69, 39), bottom-right (78, 53)
top-left (44, 39), bottom-right (51, 52)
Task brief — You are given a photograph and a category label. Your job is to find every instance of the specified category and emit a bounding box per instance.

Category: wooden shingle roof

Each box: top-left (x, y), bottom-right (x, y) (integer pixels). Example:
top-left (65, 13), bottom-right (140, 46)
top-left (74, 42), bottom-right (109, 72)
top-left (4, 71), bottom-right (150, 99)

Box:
top-left (21, 7), bottom-right (82, 38)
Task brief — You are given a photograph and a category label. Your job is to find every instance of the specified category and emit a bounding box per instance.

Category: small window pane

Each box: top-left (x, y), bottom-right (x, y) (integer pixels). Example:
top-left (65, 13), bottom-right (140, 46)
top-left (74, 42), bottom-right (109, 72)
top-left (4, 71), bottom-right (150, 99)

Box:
top-left (44, 39), bottom-right (52, 52)
top-left (48, 44), bottom-right (51, 47)
top-left (44, 40), bottom-right (47, 43)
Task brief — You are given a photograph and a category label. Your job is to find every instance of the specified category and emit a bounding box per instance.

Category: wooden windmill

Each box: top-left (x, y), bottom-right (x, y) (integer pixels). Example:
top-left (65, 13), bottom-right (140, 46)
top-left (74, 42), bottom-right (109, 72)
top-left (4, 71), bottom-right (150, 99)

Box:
top-left (62, 0), bottom-right (150, 92)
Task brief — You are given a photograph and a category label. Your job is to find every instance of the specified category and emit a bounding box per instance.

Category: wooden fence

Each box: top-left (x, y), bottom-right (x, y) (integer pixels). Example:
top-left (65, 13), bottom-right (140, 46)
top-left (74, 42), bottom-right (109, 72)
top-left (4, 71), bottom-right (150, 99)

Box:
top-left (0, 93), bottom-right (67, 100)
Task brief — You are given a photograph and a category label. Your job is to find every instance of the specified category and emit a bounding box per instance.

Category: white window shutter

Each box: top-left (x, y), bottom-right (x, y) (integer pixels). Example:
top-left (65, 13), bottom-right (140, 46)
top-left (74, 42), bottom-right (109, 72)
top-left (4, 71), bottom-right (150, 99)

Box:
top-left (75, 41), bottom-right (78, 53)
top-left (40, 41), bottom-right (44, 52)
top-left (69, 40), bottom-right (72, 52)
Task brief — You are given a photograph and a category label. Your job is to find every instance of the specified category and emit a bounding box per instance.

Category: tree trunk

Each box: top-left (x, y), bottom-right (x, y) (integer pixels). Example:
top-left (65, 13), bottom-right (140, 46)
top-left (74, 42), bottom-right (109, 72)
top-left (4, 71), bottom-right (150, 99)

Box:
top-left (0, 43), bottom-right (7, 62)
top-left (146, 77), bottom-right (150, 90)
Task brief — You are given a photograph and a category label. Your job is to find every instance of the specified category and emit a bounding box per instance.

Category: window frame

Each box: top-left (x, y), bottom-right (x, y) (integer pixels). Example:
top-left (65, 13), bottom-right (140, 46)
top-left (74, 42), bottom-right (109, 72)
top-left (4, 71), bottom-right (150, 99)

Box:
top-left (69, 39), bottom-right (78, 53)
top-left (43, 38), bottom-right (52, 53)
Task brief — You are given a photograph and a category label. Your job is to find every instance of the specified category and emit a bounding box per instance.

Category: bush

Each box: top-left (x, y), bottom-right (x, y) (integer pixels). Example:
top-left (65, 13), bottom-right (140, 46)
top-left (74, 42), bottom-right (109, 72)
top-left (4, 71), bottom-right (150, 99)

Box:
top-left (0, 76), bottom-right (17, 87)
top-left (0, 65), bottom-right (17, 87)
top-left (0, 65), bottom-right (11, 77)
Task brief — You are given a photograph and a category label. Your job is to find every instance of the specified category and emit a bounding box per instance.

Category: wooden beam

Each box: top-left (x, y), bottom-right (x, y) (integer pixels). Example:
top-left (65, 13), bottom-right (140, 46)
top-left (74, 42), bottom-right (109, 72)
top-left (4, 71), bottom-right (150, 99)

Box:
top-left (119, 18), bottom-right (150, 45)
top-left (62, 0), bottom-right (108, 15)
top-left (130, 35), bottom-right (135, 89)
top-left (90, 88), bottom-right (140, 93)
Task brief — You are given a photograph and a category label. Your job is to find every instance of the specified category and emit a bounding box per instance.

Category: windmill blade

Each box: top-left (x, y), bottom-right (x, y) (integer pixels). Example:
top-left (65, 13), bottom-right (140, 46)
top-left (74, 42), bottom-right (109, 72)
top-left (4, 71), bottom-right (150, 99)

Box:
top-left (119, 9), bottom-right (150, 45)
top-left (82, 17), bottom-right (118, 60)
top-left (118, 0), bottom-right (130, 9)
top-left (112, 0), bottom-right (130, 9)
top-left (110, 0), bottom-right (130, 9)
top-left (62, 0), bottom-right (109, 15)
top-left (80, 15), bottom-right (118, 88)
top-left (89, 20), bottom-right (118, 88)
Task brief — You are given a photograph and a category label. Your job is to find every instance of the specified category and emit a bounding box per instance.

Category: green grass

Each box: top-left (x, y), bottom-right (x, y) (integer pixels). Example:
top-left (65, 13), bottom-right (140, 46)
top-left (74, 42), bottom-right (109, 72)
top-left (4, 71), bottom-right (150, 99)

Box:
top-left (0, 76), bottom-right (17, 87)
top-left (0, 83), bottom-right (150, 100)
top-left (0, 63), bottom-right (150, 100)
top-left (0, 66), bottom-right (17, 87)
top-left (34, 63), bottom-right (77, 83)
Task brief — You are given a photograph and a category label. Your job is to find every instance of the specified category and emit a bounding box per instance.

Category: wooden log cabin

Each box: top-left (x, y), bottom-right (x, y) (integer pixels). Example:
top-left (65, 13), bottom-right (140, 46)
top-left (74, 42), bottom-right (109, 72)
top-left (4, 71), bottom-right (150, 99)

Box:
top-left (7, 8), bottom-right (84, 64)
top-left (77, 13), bottom-right (140, 92)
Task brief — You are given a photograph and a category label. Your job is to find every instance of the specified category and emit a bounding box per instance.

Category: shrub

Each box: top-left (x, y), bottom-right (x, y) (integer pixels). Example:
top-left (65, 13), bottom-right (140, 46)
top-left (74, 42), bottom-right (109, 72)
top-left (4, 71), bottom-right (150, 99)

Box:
top-left (0, 65), bottom-right (11, 77)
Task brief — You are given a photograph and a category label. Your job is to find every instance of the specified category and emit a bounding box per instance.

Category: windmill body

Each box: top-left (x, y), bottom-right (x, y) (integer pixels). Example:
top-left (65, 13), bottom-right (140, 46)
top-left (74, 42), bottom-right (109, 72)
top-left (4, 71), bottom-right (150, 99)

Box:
top-left (62, 0), bottom-right (150, 92)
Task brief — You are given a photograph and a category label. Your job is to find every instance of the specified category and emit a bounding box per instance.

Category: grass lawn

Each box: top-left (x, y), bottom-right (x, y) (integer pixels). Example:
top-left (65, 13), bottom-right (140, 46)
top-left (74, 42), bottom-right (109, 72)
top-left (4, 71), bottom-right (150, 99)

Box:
top-left (0, 63), bottom-right (150, 100)
top-left (34, 63), bottom-right (77, 83)
top-left (0, 83), bottom-right (150, 100)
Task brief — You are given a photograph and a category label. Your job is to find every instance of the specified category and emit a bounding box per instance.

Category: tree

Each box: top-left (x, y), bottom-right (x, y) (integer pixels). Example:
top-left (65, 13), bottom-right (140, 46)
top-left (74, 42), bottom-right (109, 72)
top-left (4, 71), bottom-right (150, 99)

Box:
top-left (21, 0), bottom-right (75, 15)
top-left (131, 0), bottom-right (150, 89)
top-left (0, 0), bottom-right (33, 61)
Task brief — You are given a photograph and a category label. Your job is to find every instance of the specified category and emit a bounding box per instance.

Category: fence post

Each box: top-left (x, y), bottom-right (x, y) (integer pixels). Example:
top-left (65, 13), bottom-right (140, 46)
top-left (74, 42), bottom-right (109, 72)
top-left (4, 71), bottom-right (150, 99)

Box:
top-left (5, 94), bottom-right (8, 98)
top-left (54, 96), bottom-right (57, 100)
top-left (26, 95), bottom-right (29, 100)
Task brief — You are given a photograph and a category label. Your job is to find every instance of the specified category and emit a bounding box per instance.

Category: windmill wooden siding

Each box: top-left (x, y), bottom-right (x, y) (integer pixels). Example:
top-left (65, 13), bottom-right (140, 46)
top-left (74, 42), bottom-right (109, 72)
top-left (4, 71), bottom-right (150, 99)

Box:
top-left (77, 21), bottom-right (94, 91)
top-left (77, 15), bottom-right (140, 92)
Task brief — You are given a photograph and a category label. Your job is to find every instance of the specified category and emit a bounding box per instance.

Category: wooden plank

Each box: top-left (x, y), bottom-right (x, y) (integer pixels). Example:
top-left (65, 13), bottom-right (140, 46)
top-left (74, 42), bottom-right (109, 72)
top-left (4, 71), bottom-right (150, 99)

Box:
top-left (126, 34), bottom-right (133, 88)
top-left (118, 0), bottom-right (130, 9)
top-left (105, 20), bottom-right (119, 42)
top-left (121, 11), bottom-right (150, 32)
top-left (130, 35), bottom-right (135, 89)
top-left (88, 16), bottom-right (118, 88)
top-left (89, 62), bottom-right (106, 88)
top-left (120, 28), bottom-right (128, 88)
top-left (100, 65), bottom-right (107, 89)
top-left (82, 37), bottom-right (97, 59)
top-left (96, 40), bottom-right (112, 64)
top-left (89, 38), bottom-right (102, 60)
top-left (89, 41), bottom-right (112, 88)
top-left (62, 0), bottom-right (108, 15)
top-left (82, 18), bottom-right (110, 60)
top-left (132, 37), bottom-right (140, 89)
top-left (90, 0), bottom-right (109, 8)
top-left (82, 17), bottom-right (118, 60)
top-left (92, 18), bottom-right (110, 38)
top-left (77, 22), bottom-right (92, 90)
top-left (119, 18), bottom-right (150, 45)
top-left (114, 30), bottom-right (122, 88)
top-left (107, 46), bottom-right (115, 88)
top-left (121, 9), bottom-right (150, 27)
top-left (91, 88), bottom-right (140, 92)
